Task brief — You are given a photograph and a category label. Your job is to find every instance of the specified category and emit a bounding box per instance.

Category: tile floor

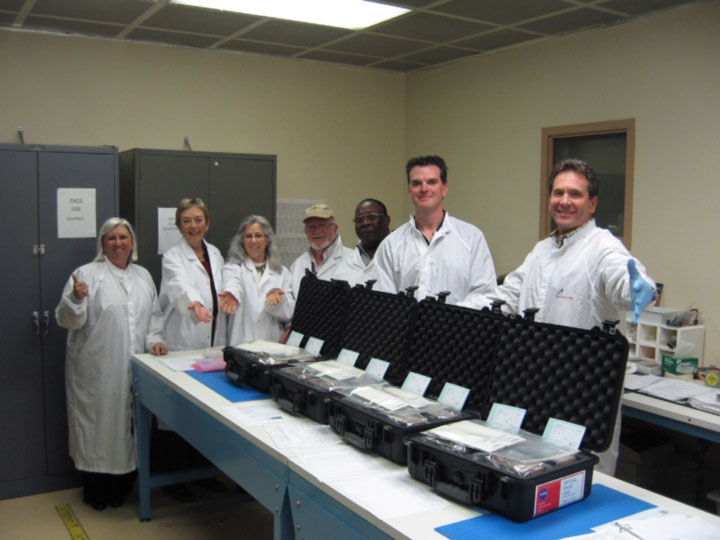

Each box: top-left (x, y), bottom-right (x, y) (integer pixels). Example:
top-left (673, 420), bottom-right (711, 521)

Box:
top-left (0, 477), bottom-right (273, 540)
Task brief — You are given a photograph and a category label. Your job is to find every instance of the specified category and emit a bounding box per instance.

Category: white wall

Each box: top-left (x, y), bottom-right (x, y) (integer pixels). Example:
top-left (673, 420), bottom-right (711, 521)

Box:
top-left (0, 29), bottom-right (407, 238)
top-left (405, 1), bottom-right (720, 365)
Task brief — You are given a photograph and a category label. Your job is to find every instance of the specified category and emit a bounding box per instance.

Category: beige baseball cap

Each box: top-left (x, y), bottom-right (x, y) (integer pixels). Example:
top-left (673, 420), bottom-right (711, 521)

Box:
top-left (304, 204), bottom-right (334, 221)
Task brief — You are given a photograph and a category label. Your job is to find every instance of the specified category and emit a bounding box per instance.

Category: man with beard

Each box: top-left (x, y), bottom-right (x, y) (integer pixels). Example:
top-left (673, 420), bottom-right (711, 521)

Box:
top-left (289, 203), bottom-right (353, 298)
top-left (335, 199), bottom-right (391, 286)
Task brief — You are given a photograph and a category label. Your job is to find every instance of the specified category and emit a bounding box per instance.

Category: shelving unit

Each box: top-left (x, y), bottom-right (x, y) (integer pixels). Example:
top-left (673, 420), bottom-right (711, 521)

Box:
top-left (622, 310), bottom-right (705, 366)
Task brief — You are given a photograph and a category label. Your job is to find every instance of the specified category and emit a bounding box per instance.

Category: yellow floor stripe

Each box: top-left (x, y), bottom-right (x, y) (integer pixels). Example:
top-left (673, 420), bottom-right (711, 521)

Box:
top-left (56, 503), bottom-right (90, 540)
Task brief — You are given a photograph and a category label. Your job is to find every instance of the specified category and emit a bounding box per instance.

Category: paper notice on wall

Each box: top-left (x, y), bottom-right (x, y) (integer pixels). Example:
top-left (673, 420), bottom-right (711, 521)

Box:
top-left (158, 207), bottom-right (181, 254)
top-left (57, 188), bottom-right (97, 238)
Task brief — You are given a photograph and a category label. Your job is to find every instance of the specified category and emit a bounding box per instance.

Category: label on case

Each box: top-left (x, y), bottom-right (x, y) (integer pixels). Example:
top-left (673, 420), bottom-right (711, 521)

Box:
top-left (533, 470), bottom-right (586, 517)
top-left (305, 336), bottom-right (324, 355)
top-left (287, 331), bottom-right (303, 347)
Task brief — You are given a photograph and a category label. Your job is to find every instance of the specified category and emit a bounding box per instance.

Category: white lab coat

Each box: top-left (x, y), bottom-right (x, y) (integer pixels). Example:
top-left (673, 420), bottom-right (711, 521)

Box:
top-left (55, 258), bottom-right (165, 474)
top-left (223, 259), bottom-right (295, 346)
top-left (159, 238), bottom-right (226, 350)
top-left (333, 243), bottom-right (379, 287)
top-left (374, 213), bottom-right (496, 304)
top-left (492, 220), bottom-right (654, 328)
top-left (289, 235), bottom-right (353, 299)
top-left (491, 220), bottom-right (655, 475)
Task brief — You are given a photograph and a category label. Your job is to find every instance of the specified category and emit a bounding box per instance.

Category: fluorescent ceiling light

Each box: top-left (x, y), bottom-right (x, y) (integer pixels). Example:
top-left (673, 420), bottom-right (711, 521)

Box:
top-left (169, 0), bottom-right (410, 30)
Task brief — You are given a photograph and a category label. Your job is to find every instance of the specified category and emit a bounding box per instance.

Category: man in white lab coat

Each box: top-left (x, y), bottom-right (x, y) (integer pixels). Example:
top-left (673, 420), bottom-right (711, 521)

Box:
top-left (289, 204), bottom-right (353, 298)
top-left (490, 157), bottom-right (656, 475)
top-left (334, 198), bottom-right (391, 287)
top-left (374, 155), bottom-right (496, 304)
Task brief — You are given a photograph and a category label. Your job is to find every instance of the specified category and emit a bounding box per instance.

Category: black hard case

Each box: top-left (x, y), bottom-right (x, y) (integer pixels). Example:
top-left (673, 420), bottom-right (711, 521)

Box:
top-left (224, 272), bottom-right (350, 393)
top-left (326, 297), bottom-right (502, 464)
top-left (405, 311), bottom-right (629, 522)
top-left (270, 280), bottom-right (418, 423)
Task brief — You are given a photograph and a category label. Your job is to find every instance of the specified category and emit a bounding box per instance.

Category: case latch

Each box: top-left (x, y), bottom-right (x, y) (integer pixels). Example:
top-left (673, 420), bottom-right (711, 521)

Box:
top-left (602, 319), bottom-right (620, 334)
top-left (436, 291), bottom-right (451, 304)
top-left (469, 476), bottom-right (485, 504)
top-left (334, 413), bottom-right (346, 436)
top-left (523, 307), bottom-right (540, 321)
top-left (363, 426), bottom-right (375, 449)
top-left (490, 300), bottom-right (505, 314)
top-left (405, 286), bottom-right (418, 298)
top-left (423, 459), bottom-right (438, 486)
top-left (364, 279), bottom-right (376, 290)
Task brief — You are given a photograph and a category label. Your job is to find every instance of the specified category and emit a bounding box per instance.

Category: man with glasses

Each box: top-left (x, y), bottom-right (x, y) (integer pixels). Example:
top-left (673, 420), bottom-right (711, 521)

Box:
top-left (289, 203), bottom-right (353, 297)
top-left (374, 155), bottom-right (496, 305)
top-left (335, 199), bottom-right (391, 286)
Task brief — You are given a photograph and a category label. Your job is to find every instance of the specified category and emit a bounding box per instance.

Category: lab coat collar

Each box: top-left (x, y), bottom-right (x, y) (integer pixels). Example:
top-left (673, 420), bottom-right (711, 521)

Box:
top-left (306, 234), bottom-right (345, 265)
top-left (552, 219), bottom-right (596, 249)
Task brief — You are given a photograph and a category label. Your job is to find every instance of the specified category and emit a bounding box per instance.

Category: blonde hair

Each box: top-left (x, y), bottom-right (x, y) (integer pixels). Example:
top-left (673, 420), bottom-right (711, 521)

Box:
top-left (94, 217), bottom-right (138, 263)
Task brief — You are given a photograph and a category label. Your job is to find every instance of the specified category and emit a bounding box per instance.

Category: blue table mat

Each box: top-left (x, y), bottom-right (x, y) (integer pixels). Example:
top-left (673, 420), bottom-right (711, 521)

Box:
top-left (185, 370), bottom-right (268, 402)
top-left (435, 483), bottom-right (655, 540)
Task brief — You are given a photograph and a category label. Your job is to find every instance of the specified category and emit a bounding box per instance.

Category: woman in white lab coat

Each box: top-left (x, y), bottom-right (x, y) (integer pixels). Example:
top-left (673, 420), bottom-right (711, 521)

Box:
top-left (159, 197), bottom-right (228, 350)
top-left (222, 215), bottom-right (295, 345)
top-left (157, 198), bottom-right (228, 502)
top-left (56, 218), bottom-right (167, 511)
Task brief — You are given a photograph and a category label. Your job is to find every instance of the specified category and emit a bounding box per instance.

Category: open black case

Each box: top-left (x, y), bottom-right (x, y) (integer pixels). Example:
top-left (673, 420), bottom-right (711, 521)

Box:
top-left (224, 271), bottom-right (350, 393)
top-left (404, 305), bottom-right (629, 522)
top-left (270, 275), bottom-right (418, 423)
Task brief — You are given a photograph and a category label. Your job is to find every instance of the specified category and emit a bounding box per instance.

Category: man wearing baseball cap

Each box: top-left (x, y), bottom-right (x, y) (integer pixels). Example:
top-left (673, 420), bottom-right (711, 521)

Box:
top-left (289, 203), bottom-right (353, 297)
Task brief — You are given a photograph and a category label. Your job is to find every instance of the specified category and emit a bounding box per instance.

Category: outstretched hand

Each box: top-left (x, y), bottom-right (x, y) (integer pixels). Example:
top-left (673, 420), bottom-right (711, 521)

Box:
top-left (628, 259), bottom-right (654, 324)
top-left (218, 292), bottom-right (238, 314)
top-left (188, 301), bottom-right (213, 323)
top-left (266, 288), bottom-right (285, 307)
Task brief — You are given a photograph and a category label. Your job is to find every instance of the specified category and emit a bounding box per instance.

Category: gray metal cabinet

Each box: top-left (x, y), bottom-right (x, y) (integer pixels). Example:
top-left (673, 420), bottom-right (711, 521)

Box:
top-left (119, 149), bottom-right (276, 286)
top-left (0, 144), bottom-right (118, 499)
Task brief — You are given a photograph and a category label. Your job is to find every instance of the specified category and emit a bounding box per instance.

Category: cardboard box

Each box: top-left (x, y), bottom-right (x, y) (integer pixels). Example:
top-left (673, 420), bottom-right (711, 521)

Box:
top-left (662, 354), bottom-right (698, 376)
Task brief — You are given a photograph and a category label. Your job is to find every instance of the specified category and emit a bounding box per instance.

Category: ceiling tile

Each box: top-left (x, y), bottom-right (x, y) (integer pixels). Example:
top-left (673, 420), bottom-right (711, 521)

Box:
top-left (430, 0), bottom-right (570, 25)
top-left (371, 59), bottom-right (427, 72)
top-left (217, 39), bottom-right (304, 57)
top-left (400, 45), bottom-right (479, 64)
top-left (298, 50), bottom-right (378, 66)
top-left (240, 19), bottom-right (351, 48)
top-left (373, 12), bottom-right (494, 43)
top-left (127, 27), bottom-right (219, 48)
top-left (0, 12), bottom-right (17, 25)
top-left (142, 4), bottom-right (259, 36)
top-left (601, 0), bottom-right (692, 16)
top-left (387, 0), bottom-right (438, 7)
top-left (454, 28), bottom-right (538, 51)
top-left (32, 0), bottom-right (150, 24)
top-left (325, 33), bottom-right (428, 56)
top-left (1, 0), bottom-right (25, 10)
top-left (518, 7), bottom-right (626, 35)
top-left (24, 15), bottom-right (122, 37)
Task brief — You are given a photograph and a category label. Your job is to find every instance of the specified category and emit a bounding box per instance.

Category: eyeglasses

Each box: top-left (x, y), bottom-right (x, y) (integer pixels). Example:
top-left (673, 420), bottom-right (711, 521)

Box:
top-left (353, 213), bottom-right (386, 225)
top-left (244, 233), bottom-right (267, 241)
top-left (305, 222), bottom-right (332, 232)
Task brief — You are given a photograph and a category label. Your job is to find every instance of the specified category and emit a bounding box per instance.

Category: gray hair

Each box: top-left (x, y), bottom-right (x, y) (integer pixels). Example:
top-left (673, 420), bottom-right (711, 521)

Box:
top-left (94, 217), bottom-right (138, 263)
top-left (227, 215), bottom-right (281, 271)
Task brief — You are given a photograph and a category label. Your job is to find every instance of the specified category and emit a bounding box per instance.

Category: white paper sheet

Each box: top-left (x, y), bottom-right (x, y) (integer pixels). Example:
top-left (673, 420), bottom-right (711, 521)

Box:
top-left (333, 470), bottom-right (450, 520)
top-left (160, 356), bottom-right (202, 371)
top-left (624, 373), bottom-right (663, 391)
top-left (264, 421), bottom-right (341, 449)
top-left (639, 378), bottom-right (715, 402)
top-left (224, 402), bottom-right (290, 426)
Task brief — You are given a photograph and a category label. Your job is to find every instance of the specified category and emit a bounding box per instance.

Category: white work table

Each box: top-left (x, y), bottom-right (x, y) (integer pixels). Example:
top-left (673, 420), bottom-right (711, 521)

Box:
top-left (622, 390), bottom-right (720, 444)
top-left (133, 352), bottom-right (720, 539)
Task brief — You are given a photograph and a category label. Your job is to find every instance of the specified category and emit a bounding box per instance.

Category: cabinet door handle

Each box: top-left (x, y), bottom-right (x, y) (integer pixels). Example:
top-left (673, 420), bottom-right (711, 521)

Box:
top-left (42, 311), bottom-right (50, 335)
top-left (32, 311), bottom-right (40, 335)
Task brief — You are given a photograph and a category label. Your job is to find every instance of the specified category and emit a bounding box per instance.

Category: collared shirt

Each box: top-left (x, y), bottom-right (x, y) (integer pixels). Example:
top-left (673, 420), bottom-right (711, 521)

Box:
top-left (550, 220), bottom-right (592, 248)
top-left (374, 212), bottom-right (496, 305)
top-left (289, 234), bottom-right (353, 298)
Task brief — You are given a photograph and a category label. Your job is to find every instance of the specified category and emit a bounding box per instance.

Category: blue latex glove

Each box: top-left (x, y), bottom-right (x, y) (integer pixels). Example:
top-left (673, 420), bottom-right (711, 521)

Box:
top-left (628, 259), bottom-right (654, 323)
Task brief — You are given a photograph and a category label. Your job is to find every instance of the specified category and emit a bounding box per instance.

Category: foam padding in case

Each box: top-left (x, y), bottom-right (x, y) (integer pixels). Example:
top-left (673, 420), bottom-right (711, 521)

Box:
top-left (339, 286), bottom-right (418, 370)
